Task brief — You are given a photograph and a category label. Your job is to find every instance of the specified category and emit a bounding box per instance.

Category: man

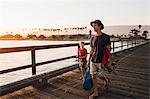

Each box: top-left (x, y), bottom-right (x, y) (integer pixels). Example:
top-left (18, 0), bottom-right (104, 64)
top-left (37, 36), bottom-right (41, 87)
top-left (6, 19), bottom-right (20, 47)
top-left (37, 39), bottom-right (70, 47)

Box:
top-left (88, 20), bottom-right (111, 99)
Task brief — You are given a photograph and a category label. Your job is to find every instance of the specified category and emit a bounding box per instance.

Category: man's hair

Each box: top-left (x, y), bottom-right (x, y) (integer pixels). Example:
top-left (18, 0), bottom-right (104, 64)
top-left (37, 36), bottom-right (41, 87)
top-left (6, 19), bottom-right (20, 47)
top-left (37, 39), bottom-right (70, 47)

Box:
top-left (90, 19), bottom-right (104, 30)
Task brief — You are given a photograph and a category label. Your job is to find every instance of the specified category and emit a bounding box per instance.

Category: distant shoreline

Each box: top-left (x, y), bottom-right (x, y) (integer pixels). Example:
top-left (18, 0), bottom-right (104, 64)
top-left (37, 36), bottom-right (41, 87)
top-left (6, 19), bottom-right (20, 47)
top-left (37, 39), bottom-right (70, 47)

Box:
top-left (0, 34), bottom-right (90, 41)
top-left (0, 34), bottom-right (148, 41)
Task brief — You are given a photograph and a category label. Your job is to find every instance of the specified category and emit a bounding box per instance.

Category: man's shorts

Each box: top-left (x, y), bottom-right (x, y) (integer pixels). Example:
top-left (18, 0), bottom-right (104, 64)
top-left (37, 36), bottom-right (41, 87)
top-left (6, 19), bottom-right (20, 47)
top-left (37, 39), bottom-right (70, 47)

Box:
top-left (90, 62), bottom-right (104, 75)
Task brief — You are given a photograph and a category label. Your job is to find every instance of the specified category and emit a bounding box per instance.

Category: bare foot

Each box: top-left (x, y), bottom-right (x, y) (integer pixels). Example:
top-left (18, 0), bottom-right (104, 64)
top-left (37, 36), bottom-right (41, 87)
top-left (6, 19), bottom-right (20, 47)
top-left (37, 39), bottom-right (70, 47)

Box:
top-left (89, 91), bottom-right (98, 99)
top-left (88, 94), bottom-right (98, 99)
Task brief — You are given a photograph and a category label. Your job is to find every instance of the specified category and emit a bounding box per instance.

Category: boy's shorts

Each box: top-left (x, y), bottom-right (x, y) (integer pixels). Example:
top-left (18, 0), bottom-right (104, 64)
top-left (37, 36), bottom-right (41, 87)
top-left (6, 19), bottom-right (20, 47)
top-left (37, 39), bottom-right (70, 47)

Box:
top-left (79, 61), bottom-right (87, 71)
top-left (90, 62), bottom-right (104, 75)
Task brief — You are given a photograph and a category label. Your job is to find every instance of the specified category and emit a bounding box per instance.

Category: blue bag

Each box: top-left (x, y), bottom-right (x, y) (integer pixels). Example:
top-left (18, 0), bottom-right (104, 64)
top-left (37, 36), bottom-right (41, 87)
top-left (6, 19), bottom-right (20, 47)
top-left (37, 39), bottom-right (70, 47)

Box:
top-left (83, 67), bottom-right (93, 90)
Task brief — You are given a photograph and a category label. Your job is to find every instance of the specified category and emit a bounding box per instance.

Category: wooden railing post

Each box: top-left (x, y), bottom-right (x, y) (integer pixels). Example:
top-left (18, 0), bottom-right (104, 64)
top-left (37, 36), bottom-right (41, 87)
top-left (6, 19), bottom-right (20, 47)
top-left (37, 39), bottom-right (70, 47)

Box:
top-left (121, 40), bottom-right (123, 49)
top-left (113, 41), bottom-right (115, 52)
top-left (132, 39), bottom-right (133, 46)
top-left (31, 49), bottom-right (36, 75)
top-left (0, 39), bottom-right (147, 75)
top-left (127, 40), bottom-right (129, 48)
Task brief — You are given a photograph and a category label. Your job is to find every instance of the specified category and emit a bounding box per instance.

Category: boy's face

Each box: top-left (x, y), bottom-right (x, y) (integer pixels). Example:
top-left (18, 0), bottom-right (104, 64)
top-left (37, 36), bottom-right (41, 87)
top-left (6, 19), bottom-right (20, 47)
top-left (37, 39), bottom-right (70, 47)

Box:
top-left (79, 42), bottom-right (84, 48)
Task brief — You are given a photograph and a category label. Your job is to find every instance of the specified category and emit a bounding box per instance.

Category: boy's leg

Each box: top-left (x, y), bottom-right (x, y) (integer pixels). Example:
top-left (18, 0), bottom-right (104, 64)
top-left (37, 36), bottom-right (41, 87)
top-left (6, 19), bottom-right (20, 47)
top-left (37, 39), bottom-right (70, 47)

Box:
top-left (82, 61), bottom-right (87, 77)
top-left (81, 69), bottom-right (85, 79)
top-left (79, 62), bottom-right (86, 79)
top-left (79, 63), bottom-right (83, 79)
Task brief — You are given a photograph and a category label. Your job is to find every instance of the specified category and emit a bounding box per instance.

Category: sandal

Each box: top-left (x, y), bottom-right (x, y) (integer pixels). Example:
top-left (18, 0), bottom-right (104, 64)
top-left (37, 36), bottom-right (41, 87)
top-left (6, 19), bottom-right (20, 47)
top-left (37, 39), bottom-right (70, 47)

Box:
top-left (104, 78), bottom-right (110, 92)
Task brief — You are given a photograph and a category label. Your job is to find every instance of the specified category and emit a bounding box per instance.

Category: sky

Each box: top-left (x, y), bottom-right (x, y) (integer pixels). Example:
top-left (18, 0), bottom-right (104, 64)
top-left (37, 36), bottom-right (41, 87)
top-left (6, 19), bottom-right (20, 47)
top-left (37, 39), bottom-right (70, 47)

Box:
top-left (0, 0), bottom-right (149, 31)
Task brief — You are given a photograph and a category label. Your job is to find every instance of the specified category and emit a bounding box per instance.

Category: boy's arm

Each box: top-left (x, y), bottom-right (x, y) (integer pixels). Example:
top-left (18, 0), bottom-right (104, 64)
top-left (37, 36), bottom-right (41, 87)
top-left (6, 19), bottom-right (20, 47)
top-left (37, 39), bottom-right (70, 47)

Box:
top-left (79, 54), bottom-right (87, 59)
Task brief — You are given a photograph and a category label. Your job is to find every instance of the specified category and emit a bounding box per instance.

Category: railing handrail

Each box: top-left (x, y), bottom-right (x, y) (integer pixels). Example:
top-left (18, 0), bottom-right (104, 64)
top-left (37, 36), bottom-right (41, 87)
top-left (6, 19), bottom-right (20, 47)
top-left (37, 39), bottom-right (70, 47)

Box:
top-left (0, 55), bottom-right (76, 74)
top-left (0, 39), bottom-right (145, 75)
top-left (0, 40), bottom-right (126, 54)
top-left (0, 42), bottom-right (90, 54)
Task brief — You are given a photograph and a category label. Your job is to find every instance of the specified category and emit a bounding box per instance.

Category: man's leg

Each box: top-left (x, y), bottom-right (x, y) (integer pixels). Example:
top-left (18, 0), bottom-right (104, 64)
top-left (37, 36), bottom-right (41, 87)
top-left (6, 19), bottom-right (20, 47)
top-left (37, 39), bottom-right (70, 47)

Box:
top-left (89, 74), bottom-right (98, 99)
top-left (98, 74), bottom-right (109, 92)
top-left (91, 74), bottom-right (98, 96)
top-left (89, 63), bottom-right (98, 99)
top-left (80, 62), bottom-right (86, 79)
top-left (97, 64), bottom-right (109, 92)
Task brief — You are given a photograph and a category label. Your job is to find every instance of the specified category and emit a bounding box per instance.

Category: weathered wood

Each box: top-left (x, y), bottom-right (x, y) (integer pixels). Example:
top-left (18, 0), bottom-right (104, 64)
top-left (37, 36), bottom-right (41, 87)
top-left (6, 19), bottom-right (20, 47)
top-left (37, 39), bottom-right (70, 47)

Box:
top-left (1, 42), bottom-right (149, 99)
top-left (0, 42), bottom-right (89, 54)
top-left (0, 40), bottom-right (146, 75)
top-left (0, 64), bottom-right (78, 96)
top-left (112, 41), bottom-right (115, 52)
top-left (0, 64), bottom-right (32, 74)
top-left (0, 55), bottom-right (76, 74)
top-left (31, 49), bottom-right (36, 75)
top-left (0, 40), bottom-right (149, 98)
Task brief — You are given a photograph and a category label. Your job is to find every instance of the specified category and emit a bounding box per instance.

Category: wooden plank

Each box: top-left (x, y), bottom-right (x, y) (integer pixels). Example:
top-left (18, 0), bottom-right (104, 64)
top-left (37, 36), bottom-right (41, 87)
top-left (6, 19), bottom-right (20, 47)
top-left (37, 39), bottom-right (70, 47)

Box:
top-left (1, 41), bottom-right (149, 98)
top-left (0, 64), bottom-right (78, 96)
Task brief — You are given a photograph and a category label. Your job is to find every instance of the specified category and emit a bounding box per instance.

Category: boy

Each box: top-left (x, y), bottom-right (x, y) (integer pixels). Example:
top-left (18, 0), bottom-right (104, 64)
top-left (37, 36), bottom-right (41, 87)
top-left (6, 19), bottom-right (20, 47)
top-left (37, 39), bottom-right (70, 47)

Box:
top-left (77, 41), bottom-right (87, 80)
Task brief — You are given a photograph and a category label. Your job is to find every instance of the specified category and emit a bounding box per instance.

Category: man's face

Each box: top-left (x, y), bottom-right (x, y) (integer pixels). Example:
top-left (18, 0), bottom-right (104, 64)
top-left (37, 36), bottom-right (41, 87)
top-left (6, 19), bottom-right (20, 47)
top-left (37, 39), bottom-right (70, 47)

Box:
top-left (92, 23), bottom-right (100, 32)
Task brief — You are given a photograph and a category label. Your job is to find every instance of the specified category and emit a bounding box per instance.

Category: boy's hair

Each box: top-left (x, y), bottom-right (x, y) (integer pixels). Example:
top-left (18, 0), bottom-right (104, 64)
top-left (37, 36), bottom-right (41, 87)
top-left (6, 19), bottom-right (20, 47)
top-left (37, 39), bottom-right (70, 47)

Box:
top-left (80, 41), bottom-right (84, 45)
top-left (78, 41), bottom-right (84, 48)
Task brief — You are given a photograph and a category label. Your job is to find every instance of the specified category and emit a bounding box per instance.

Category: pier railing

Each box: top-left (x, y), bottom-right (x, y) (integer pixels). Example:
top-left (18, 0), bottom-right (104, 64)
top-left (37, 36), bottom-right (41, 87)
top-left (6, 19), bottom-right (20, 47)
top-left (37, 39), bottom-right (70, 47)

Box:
top-left (0, 39), bottom-right (148, 96)
top-left (0, 39), bottom-right (147, 75)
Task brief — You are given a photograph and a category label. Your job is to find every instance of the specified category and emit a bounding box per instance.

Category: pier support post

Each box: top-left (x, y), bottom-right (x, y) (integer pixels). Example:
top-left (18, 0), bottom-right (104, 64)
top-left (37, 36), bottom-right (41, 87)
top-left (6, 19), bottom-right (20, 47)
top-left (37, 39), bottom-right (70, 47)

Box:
top-left (32, 79), bottom-right (48, 88)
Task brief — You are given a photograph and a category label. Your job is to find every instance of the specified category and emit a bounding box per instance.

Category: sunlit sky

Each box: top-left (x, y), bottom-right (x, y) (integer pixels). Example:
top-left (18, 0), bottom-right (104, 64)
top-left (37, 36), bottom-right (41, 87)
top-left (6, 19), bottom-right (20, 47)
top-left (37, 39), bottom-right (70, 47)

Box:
top-left (0, 0), bottom-right (149, 31)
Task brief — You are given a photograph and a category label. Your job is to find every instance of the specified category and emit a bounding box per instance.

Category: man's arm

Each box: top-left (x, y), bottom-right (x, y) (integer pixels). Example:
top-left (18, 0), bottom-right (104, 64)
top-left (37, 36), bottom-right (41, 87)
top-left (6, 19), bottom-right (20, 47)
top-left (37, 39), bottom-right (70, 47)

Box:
top-left (87, 47), bottom-right (94, 66)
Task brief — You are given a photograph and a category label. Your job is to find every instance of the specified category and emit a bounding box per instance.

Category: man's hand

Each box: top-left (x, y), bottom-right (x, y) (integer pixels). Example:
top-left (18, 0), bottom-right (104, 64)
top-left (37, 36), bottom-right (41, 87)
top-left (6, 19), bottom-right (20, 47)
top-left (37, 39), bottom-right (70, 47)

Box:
top-left (107, 60), bottom-right (111, 67)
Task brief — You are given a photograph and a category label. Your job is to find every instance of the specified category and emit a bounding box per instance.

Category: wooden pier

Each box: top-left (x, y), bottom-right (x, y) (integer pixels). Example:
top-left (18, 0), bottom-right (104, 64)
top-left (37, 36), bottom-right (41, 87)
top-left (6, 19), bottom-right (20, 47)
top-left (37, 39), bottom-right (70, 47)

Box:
top-left (0, 40), bottom-right (149, 99)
